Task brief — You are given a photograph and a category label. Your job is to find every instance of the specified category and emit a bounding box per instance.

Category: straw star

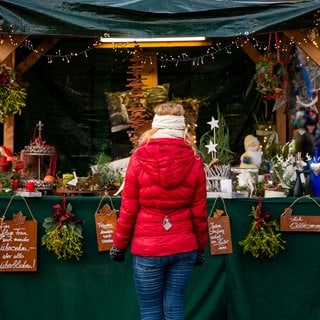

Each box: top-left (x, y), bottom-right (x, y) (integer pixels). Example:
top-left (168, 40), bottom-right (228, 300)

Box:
top-left (205, 140), bottom-right (217, 153)
top-left (207, 117), bottom-right (219, 130)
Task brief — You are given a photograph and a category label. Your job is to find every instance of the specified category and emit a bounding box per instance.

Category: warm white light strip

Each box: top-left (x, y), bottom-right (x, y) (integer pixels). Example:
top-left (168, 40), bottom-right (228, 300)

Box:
top-left (100, 36), bottom-right (206, 43)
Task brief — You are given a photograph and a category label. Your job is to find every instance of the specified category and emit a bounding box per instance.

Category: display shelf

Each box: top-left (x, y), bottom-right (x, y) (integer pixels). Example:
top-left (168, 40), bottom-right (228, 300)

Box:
top-left (22, 152), bottom-right (55, 156)
top-left (14, 190), bottom-right (42, 198)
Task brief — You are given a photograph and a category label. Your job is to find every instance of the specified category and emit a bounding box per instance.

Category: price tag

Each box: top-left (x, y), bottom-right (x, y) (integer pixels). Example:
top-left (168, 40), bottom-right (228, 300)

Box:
top-left (162, 216), bottom-right (172, 230)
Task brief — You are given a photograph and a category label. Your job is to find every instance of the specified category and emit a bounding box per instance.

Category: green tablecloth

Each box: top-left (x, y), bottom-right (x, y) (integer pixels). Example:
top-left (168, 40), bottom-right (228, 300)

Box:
top-left (1, 196), bottom-right (320, 320)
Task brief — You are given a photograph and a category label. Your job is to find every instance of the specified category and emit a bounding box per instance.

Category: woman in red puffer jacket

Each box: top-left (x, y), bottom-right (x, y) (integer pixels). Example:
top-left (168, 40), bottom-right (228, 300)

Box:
top-left (110, 102), bottom-right (208, 320)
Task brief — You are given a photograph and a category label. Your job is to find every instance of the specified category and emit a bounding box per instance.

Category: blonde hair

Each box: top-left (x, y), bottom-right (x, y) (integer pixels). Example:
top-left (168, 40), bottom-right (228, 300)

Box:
top-left (139, 102), bottom-right (197, 152)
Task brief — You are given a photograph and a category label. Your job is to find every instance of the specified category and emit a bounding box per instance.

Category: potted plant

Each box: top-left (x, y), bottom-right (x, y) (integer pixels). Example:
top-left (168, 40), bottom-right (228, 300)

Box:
top-left (262, 143), bottom-right (299, 197)
top-left (90, 152), bottom-right (125, 195)
top-left (199, 105), bottom-right (233, 166)
top-left (200, 106), bottom-right (234, 195)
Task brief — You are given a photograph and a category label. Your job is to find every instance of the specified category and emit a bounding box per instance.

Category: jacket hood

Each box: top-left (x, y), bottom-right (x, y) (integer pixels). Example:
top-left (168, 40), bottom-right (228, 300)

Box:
top-left (135, 138), bottom-right (196, 189)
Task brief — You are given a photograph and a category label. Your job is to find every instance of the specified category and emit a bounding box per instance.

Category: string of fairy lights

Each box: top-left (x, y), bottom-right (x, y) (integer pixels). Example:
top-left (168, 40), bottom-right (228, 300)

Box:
top-left (105, 27), bottom-right (320, 68)
top-left (21, 38), bottom-right (96, 64)
top-left (111, 40), bottom-right (238, 68)
top-left (20, 30), bottom-right (320, 68)
top-left (0, 34), bottom-right (311, 67)
top-left (1, 8), bottom-right (320, 67)
top-left (104, 36), bottom-right (273, 68)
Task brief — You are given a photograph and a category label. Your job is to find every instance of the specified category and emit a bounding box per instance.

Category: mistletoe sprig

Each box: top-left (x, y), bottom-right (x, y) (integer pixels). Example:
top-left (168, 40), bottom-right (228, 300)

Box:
top-left (41, 196), bottom-right (85, 260)
top-left (239, 197), bottom-right (285, 258)
top-left (0, 65), bottom-right (27, 122)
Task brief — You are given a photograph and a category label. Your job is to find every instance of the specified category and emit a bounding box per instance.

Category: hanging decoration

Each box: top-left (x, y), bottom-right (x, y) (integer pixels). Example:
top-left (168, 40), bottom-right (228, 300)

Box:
top-left (290, 46), bottom-right (319, 112)
top-left (254, 52), bottom-right (289, 101)
top-left (0, 196), bottom-right (38, 272)
top-left (0, 65), bottom-right (27, 122)
top-left (239, 197), bottom-right (286, 259)
top-left (280, 195), bottom-right (320, 232)
top-left (22, 38), bottom-right (97, 64)
top-left (208, 197), bottom-right (233, 255)
top-left (125, 45), bottom-right (149, 149)
top-left (41, 196), bottom-right (85, 260)
top-left (254, 33), bottom-right (289, 102)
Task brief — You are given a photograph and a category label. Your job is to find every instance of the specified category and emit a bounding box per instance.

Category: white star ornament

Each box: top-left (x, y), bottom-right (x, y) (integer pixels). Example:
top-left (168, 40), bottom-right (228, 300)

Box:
top-left (205, 140), bottom-right (217, 153)
top-left (207, 117), bottom-right (219, 130)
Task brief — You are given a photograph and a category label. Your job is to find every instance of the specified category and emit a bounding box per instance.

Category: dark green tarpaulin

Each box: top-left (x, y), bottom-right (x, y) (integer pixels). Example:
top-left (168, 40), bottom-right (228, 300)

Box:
top-left (1, 0), bottom-right (320, 37)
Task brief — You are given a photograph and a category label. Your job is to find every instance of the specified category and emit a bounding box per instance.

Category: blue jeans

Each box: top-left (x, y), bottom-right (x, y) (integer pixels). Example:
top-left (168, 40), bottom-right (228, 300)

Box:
top-left (133, 251), bottom-right (197, 320)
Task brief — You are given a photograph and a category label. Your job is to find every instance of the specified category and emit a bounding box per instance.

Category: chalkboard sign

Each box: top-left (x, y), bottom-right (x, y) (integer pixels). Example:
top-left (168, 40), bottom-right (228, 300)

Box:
top-left (280, 207), bottom-right (320, 232)
top-left (95, 202), bottom-right (117, 251)
top-left (0, 211), bottom-right (37, 272)
top-left (280, 196), bottom-right (320, 232)
top-left (208, 197), bottom-right (233, 255)
top-left (208, 215), bottom-right (233, 255)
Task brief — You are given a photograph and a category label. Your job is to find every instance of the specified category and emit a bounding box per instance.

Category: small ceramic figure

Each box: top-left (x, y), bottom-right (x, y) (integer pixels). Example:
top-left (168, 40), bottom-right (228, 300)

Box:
top-left (240, 135), bottom-right (262, 169)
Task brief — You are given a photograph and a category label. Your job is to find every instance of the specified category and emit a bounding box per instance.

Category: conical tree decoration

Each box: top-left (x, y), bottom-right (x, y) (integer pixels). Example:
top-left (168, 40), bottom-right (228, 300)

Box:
top-left (126, 45), bottom-right (148, 149)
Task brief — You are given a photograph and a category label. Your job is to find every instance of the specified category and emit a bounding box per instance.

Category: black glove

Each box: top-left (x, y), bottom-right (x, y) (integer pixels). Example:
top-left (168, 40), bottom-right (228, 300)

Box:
top-left (194, 250), bottom-right (205, 266)
top-left (109, 246), bottom-right (126, 262)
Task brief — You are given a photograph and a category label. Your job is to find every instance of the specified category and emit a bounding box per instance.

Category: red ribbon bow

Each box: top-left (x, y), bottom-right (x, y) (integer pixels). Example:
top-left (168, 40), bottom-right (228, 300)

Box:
top-left (254, 197), bottom-right (272, 229)
top-left (53, 196), bottom-right (84, 228)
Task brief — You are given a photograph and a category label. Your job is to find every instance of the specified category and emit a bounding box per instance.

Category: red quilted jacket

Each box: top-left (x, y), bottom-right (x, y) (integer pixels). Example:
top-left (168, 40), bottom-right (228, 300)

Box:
top-left (113, 137), bottom-right (208, 256)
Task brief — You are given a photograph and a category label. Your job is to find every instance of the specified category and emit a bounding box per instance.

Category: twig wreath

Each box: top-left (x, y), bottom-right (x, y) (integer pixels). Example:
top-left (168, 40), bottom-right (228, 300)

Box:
top-left (254, 52), bottom-right (289, 101)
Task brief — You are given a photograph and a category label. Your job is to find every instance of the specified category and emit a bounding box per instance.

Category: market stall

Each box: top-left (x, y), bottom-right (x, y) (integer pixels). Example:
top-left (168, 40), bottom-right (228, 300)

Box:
top-left (1, 2), bottom-right (320, 319)
top-left (1, 196), bottom-right (320, 320)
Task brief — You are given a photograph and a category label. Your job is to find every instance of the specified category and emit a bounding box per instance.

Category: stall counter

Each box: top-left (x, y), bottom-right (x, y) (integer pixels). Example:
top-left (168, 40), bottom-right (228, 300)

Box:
top-left (1, 196), bottom-right (320, 320)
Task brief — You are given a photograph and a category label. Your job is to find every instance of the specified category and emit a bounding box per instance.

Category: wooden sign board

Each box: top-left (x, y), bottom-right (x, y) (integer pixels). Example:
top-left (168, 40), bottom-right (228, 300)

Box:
top-left (95, 204), bottom-right (117, 251)
top-left (208, 215), bottom-right (233, 255)
top-left (0, 211), bottom-right (37, 272)
top-left (280, 208), bottom-right (320, 232)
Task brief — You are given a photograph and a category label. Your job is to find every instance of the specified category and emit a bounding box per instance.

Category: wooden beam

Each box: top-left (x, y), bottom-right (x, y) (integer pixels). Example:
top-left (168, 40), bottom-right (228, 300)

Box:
top-left (284, 30), bottom-right (320, 66)
top-left (98, 39), bottom-right (212, 49)
top-left (1, 37), bottom-right (60, 152)
top-left (3, 116), bottom-right (14, 152)
top-left (2, 54), bottom-right (15, 152)
top-left (240, 33), bottom-right (291, 64)
top-left (0, 34), bottom-right (29, 63)
top-left (239, 39), bottom-right (264, 64)
top-left (16, 37), bottom-right (60, 74)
